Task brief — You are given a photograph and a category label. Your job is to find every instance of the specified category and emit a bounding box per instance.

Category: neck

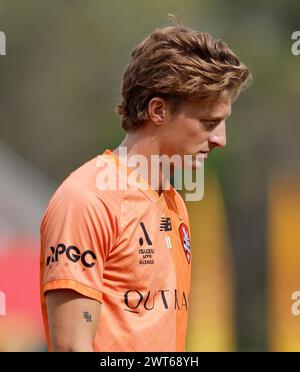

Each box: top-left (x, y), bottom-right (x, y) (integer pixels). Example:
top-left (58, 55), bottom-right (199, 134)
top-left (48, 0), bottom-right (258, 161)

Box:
top-left (114, 128), bottom-right (170, 195)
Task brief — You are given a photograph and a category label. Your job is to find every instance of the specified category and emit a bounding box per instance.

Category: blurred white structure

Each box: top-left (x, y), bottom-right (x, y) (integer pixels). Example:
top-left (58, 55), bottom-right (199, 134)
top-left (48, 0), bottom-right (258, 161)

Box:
top-left (0, 142), bottom-right (55, 244)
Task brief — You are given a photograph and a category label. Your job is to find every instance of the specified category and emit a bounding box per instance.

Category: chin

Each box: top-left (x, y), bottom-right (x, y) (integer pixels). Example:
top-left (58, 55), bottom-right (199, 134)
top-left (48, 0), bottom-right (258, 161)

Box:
top-left (181, 156), bottom-right (204, 170)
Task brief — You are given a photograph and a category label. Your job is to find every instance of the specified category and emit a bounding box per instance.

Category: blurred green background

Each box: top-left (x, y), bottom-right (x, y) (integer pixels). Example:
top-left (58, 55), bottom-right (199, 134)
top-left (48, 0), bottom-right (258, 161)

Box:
top-left (0, 0), bottom-right (300, 352)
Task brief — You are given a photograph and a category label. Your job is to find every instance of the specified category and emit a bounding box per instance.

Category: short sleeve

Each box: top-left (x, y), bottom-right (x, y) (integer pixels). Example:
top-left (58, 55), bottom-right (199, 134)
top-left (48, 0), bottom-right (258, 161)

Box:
top-left (40, 183), bottom-right (118, 303)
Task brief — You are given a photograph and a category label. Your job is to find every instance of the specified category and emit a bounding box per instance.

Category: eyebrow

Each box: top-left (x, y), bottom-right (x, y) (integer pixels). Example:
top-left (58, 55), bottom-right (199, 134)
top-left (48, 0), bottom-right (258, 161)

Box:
top-left (201, 111), bottom-right (232, 121)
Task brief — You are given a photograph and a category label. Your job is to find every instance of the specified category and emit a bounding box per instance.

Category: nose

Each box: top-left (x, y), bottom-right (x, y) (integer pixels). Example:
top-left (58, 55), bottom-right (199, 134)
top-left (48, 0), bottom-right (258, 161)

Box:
top-left (208, 121), bottom-right (226, 148)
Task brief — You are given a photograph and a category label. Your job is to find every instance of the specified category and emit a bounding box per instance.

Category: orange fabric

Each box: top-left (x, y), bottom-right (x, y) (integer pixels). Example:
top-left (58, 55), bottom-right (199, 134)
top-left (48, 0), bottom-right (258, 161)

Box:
top-left (40, 150), bottom-right (192, 351)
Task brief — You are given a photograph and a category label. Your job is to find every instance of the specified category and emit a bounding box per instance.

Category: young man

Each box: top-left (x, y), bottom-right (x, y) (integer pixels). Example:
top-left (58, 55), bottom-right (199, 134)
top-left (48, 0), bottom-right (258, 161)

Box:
top-left (40, 22), bottom-right (250, 352)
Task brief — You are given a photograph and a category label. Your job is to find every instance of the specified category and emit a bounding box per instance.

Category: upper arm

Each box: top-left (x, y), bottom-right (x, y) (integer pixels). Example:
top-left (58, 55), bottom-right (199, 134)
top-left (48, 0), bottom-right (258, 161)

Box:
top-left (40, 181), bottom-right (119, 351)
top-left (46, 289), bottom-right (101, 352)
top-left (41, 186), bottom-right (118, 301)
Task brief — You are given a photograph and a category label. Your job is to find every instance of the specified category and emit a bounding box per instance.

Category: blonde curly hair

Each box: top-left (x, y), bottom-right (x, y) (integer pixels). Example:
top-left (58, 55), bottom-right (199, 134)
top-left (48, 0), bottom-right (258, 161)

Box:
top-left (116, 21), bottom-right (251, 132)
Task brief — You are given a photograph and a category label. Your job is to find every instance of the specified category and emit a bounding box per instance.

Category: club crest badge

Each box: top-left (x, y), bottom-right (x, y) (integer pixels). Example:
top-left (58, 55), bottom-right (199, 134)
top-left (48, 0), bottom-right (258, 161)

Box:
top-left (179, 223), bottom-right (191, 264)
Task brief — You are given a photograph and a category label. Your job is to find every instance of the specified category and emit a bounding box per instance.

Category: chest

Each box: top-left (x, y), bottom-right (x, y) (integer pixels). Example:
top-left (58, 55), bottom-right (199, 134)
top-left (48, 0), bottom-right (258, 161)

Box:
top-left (104, 198), bottom-right (192, 289)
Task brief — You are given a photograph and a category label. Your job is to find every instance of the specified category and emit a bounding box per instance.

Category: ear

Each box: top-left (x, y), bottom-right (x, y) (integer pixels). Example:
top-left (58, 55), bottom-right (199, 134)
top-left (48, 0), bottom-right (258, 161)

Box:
top-left (147, 97), bottom-right (167, 126)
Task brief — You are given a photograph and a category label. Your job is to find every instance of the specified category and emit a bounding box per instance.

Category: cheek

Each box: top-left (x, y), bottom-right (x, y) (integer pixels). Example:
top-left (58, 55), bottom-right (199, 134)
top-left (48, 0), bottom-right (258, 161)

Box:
top-left (178, 125), bottom-right (206, 153)
top-left (186, 122), bottom-right (207, 143)
top-left (167, 118), bottom-right (206, 150)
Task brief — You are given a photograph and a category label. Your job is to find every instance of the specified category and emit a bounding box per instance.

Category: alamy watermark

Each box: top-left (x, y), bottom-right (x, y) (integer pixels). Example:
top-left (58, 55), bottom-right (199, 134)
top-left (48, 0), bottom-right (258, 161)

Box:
top-left (0, 31), bottom-right (6, 56)
top-left (291, 291), bottom-right (300, 316)
top-left (0, 291), bottom-right (6, 315)
top-left (96, 147), bottom-right (205, 202)
top-left (291, 31), bottom-right (300, 56)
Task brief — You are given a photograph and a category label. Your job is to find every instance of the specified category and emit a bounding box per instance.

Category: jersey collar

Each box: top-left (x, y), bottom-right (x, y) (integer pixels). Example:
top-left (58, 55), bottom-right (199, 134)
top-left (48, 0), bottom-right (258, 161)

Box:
top-left (102, 149), bottom-right (174, 208)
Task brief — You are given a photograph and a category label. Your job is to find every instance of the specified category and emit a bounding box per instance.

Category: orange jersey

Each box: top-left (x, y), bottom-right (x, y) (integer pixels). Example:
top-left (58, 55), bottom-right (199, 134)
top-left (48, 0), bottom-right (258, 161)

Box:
top-left (40, 150), bottom-right (192, 352)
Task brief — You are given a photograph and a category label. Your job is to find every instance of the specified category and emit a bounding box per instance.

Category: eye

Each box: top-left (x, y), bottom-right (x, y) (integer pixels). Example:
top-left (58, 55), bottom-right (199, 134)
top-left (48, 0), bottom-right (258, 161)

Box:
top-left (203, 120), bottom-right (221, 130)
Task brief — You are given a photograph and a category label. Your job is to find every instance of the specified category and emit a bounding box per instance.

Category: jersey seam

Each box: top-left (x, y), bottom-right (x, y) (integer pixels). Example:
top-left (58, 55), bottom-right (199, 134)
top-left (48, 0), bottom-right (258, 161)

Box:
top-left (42, 278), bottom-right (104, 296)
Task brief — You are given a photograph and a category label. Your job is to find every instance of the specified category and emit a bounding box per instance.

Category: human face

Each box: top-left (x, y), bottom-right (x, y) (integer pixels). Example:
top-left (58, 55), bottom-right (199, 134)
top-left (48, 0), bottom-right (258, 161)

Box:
top-left (160, 97), bottom-right (231, 168)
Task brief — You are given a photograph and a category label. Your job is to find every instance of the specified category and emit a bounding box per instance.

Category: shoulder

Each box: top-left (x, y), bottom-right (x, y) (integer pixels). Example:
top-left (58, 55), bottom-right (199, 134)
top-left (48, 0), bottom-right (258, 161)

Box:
top-left (42, 155), bottom-right (125, 227)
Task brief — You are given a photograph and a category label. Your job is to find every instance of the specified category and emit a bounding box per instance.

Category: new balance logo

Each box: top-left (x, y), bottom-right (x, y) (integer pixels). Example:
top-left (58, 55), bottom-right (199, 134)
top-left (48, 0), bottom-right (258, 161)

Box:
top-left (160, 217), bottom-right (172, 231)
